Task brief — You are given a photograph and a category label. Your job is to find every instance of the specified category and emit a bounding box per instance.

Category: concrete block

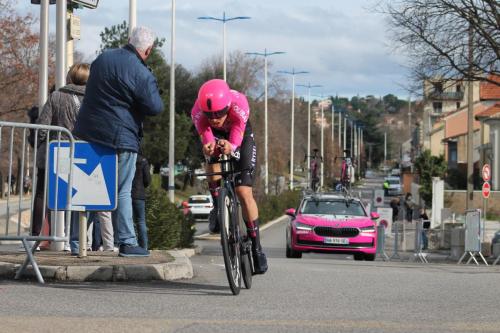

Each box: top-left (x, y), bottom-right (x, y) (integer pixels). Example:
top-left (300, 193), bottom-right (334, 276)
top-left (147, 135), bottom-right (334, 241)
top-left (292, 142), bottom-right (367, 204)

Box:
top-left (164, 255), bottom-right (193, 280)
top-left (66, 265), bottom-right (113, 282)
top-left (22, 265), bottom-right (66, 280)
top-left (0, 262), bottom-right (15, 278)
top-left (451, 228), bottom-right (465, 246)
top-left (481, 242), bottom-right (492, 257)
top-left (112, 265), bottom-right (126, 282)
top-left (122, 264), bottom-right (165, 281)
top-left (493, 243), bottom-right (500, 258)
top-left (450, 246), bottom-right (465, 260)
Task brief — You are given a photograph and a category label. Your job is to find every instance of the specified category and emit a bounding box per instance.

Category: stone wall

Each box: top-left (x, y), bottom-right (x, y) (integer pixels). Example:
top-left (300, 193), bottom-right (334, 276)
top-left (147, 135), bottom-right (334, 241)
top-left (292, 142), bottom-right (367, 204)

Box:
top-left (444, 190), bottom-right (500, 216)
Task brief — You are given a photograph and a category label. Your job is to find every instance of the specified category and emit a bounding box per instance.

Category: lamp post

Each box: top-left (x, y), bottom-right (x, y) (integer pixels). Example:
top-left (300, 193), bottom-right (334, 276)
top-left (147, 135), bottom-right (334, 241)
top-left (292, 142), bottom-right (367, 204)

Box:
top-left (246, 50), bottom-right (285, 194)
top-left (277, 69), bottom-right (309, 190)
top-left (168, 0), bottom-right (176, 202)
top-left (198, 12), bottom-right (250, 82)
top-left (297, 83), bottom-right (322, 186)
top-left (312, 94), bottom-right (331, 190)
top-left (129, 0), bottom-right (136, 35)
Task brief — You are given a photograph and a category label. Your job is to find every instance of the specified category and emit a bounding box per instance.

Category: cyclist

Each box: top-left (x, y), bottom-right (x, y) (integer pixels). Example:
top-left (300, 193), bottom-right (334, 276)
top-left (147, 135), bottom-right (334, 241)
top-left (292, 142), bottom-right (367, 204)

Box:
top-left (191, 79), bottom-right (268, 274)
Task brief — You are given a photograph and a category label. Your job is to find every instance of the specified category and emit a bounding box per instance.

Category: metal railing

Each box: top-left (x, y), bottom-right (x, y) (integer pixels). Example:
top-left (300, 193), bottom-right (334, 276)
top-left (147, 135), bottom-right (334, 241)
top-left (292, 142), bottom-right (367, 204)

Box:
top-left (0, 121), bottom-right (74, 283)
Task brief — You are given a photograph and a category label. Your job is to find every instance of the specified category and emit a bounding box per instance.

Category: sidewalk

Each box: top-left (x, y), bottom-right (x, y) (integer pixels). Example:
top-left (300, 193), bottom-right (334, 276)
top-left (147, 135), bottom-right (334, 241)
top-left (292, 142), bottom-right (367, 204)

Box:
top-left (0, 248), bottom-right (198, 282)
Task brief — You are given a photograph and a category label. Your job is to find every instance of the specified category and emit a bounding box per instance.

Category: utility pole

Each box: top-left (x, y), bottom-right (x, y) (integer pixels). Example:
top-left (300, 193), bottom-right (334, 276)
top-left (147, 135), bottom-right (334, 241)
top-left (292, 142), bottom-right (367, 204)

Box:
top-left (129, 0), bottom-right (137, 35)
top-left (466, 24), bottom-right (474, 209)
top-left (384, 131), bottom-right (387, 168)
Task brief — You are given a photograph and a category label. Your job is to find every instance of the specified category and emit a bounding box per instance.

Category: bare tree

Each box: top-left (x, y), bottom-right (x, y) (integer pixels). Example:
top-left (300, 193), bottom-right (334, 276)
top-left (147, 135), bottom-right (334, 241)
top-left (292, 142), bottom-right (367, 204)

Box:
top-left (380, 0), bottom-right (499, 89)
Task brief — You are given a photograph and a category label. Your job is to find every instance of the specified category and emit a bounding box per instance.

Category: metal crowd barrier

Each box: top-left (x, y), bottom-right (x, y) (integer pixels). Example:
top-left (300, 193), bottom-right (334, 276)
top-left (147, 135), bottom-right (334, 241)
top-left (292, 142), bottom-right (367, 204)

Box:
top-left (0, 121), bottom-right (74, 283)
top-left (410, 220), bottom-right (428, 263)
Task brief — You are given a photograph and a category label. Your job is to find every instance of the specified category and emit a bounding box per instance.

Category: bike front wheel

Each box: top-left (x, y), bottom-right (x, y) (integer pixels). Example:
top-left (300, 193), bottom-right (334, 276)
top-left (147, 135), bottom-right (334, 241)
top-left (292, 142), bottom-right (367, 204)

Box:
top-left (219, 188), bottom-right (241, 295)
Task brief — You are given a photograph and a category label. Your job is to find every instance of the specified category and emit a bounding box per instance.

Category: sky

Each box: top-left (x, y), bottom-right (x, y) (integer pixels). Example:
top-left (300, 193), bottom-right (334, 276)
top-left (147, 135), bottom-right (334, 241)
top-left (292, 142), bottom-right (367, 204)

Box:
top-left (16, 0), bottom-right (410, 98)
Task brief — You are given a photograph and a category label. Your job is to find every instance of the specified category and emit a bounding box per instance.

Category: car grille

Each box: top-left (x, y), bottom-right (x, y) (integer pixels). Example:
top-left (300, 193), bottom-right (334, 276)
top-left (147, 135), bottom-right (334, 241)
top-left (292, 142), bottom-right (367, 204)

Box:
top-left (314, 227), bottom-right (359, 238)
top-left (296, 239), bottom-right (373, 248)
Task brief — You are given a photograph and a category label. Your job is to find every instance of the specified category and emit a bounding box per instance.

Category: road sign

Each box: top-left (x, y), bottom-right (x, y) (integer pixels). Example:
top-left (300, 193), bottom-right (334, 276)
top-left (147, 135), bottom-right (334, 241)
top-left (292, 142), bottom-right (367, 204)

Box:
top-left (374, 189), bottom-right (385, 207)
top-left (482, 164), bottom-right (491, 182)
top-left (48, 141), bottom-right (117, 211)
top-left (482, 182), bottom-right (491, 199)
top-left (69, 14), bottom-right (81, 40)
top-left (376, 207), bottom-right (393, 235)
top-left (71, 0), bottom-right (99, 9)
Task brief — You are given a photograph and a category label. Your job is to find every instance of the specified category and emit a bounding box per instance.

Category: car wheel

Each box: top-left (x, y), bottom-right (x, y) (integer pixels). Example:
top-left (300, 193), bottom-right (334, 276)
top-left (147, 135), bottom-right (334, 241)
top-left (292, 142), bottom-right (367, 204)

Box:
top-left (364, 253), bottom-right (375, 261)
top-left (286, 243), bottom-right (302, 259)
top-left (353, 253), bottom-right (364, 261)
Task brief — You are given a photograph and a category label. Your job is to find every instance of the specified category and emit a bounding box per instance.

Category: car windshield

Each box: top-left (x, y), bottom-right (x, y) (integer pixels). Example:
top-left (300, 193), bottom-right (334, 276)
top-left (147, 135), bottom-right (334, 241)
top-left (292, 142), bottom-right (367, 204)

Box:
top-left (300, 199), bottom-right (366, 217)
top-left (388, 179), bottom-right (400, 185)
top-left (188, 197), bottom-right (210, 204)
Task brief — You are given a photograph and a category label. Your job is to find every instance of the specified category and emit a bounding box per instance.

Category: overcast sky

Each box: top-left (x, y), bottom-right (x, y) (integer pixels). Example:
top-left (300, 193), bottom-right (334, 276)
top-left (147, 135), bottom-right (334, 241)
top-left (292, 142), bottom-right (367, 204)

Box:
top-left (17, 0), bottom-right (410, 98)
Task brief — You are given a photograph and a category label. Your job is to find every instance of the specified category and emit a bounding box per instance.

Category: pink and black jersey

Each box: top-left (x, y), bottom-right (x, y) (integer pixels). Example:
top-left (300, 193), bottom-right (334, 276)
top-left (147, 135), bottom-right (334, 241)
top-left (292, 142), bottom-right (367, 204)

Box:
top-left (191, 90), bottom-right (250, 152)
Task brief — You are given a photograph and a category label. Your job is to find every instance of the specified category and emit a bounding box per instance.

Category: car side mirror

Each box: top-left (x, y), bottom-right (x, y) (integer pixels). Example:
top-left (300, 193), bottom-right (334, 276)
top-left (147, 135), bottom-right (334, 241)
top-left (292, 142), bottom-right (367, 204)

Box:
top-left (370, 212), bottom-right (380, 220)
top-left (285, 208), bottom-right (296, 217)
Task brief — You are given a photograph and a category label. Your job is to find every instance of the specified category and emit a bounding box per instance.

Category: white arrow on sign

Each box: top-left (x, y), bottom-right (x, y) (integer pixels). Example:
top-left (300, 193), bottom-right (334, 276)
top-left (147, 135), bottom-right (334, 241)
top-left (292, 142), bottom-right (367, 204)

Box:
top-left (53, 147), bottom-right (110, 206)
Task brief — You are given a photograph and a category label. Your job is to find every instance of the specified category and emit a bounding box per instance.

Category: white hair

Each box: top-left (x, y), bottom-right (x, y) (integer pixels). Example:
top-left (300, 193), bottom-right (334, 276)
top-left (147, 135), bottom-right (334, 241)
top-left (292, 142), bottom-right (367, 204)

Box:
top-left (129, 26), bottom-right (155, 52)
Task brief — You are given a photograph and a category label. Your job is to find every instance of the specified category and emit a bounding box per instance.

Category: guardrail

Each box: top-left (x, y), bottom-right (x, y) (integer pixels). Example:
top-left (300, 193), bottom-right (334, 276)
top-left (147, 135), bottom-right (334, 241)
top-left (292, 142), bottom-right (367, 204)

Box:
top-left (0, 121), bottom-right (74, 283)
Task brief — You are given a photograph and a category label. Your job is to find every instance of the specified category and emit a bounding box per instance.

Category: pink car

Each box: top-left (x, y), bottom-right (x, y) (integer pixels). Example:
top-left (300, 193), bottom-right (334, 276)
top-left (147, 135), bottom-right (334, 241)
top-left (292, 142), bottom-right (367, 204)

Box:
top-left (286, 193), bottom-right (379, 260)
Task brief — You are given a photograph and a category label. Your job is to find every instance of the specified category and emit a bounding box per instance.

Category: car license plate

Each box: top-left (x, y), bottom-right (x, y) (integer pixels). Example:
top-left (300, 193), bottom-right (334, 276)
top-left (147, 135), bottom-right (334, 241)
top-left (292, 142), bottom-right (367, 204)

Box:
top-left (324, 237), bottom-right (349, 245)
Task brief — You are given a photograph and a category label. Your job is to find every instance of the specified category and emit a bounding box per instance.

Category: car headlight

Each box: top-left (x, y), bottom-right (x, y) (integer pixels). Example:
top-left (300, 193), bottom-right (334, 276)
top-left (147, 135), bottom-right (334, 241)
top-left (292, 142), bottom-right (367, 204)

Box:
top-left (295, 222), bottom-right (313, 231)
top-left (359, 225), bottom-right (376, 233)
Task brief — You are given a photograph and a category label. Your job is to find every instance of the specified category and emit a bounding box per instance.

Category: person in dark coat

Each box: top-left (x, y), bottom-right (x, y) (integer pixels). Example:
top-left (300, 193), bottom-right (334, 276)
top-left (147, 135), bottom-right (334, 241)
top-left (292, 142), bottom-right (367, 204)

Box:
top-left (73, 26), bottom-right (163, 257)
top-left (132, 153), bottom-right (151, 250)
top-left (390, 197), bottom-right (400, 222)
top-left (33, 63), bottom-right (90, 251)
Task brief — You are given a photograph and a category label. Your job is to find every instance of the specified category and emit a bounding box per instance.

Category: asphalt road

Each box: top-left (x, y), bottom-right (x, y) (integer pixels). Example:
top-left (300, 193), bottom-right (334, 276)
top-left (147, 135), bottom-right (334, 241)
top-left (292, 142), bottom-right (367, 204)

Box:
top-left (1, 174), bottom-right (500, 332)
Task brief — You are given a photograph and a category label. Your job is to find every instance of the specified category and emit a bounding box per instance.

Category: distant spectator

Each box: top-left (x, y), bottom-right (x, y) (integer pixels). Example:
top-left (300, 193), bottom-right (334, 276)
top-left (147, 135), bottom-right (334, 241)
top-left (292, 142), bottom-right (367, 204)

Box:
top-left (420, 208), bottom-right (429, 250)
top-left (404, 192), bottom-right (414, 222)
top-left (383, 179), bottom-right (389, 196)
top-left (73, 26), bottom-right (164, 257)
top-left (132, 152), bottom-right (151, 250)
top-left (390, 197), bottom-right (400, 222)
top-left (33, 63), bottom-right (90, 252)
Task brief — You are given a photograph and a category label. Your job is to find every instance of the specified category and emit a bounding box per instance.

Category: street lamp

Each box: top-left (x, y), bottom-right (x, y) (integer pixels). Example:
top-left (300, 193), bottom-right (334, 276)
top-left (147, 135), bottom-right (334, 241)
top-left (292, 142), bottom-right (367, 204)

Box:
top-left (168, 0), bottom-right (176, 202)
top-left (198, 12), bottom-right (251, 82)
top-left (246, 49), bottom-right (285, 195)
top-left (277, 68), bottom-right (309, 190)
top-left (312, 94), bottom-right (332, 190)
top-left (297, 83), bottom-right (322, 187)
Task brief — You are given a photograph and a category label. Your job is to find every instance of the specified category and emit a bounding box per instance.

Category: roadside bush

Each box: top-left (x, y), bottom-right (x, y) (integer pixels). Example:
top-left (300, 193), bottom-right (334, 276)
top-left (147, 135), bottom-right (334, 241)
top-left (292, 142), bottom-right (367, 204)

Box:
top-left (146, 186), bottom-right (195, 249)
top-left (257, 190), bottom-right (301, 223)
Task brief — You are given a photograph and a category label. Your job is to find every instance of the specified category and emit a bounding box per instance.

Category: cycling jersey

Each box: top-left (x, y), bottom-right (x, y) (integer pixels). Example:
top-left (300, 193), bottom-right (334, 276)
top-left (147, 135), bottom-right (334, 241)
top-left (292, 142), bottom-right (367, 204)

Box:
top-left (191, 89), bottom-right (250, 152)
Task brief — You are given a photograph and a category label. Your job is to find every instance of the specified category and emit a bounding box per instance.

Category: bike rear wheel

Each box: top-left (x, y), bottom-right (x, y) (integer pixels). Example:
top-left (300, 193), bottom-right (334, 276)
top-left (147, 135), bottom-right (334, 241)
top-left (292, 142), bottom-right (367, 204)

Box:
top-left (219, 188), bottom-right (241, 295)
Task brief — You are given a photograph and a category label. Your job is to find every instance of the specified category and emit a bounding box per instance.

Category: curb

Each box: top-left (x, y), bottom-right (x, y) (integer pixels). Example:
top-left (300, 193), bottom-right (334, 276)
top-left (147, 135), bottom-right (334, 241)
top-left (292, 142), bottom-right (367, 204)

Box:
top-left (194, 215), bottom-right (289, 241)
top-left (0, 250), bottom-right (194, 282)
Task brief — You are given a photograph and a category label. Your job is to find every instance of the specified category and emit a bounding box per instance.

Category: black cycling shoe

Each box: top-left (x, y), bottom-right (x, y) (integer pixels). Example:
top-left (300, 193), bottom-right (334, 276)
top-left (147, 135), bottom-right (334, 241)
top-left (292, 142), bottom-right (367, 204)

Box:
top-left (252, 249), bottom-right (268, 274)
top-left (208, 208), bottom-right (220, 233)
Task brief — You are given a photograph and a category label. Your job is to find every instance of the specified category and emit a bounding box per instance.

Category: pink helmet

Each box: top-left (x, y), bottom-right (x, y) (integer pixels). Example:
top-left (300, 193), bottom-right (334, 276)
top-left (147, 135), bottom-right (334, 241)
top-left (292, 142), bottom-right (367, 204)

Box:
top-left (197, 79), bottom-right (232, 117)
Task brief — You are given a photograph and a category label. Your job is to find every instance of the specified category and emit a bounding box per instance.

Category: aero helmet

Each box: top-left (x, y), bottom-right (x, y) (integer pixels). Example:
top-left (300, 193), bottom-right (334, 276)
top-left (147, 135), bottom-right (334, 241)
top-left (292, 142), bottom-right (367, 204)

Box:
top-left (197, 79), bottom-right (232, 119)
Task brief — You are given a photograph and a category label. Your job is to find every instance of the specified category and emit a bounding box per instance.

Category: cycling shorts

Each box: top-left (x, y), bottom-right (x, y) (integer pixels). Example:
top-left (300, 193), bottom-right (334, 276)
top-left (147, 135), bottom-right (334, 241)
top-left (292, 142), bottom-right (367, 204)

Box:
top-left (207, 121), bottom-right (257, 187)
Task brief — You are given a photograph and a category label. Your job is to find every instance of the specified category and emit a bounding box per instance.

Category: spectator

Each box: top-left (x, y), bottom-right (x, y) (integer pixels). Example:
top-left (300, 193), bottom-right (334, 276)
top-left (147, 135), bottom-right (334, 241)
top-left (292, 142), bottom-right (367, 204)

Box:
top-left (73, 26), bottom-right (164, 257)
top-left (390, 197), bottom-right (400, 223)
top-left (420, 207), bottom-right (429, 250)
top-left (32, 63), bottom-right (90, 252)
top-left (404, 192), bottom-right (414, 222)
top-left (132, 152), bottom-right (151, 250)
top-left (383, 179), bottom-right (389, 196)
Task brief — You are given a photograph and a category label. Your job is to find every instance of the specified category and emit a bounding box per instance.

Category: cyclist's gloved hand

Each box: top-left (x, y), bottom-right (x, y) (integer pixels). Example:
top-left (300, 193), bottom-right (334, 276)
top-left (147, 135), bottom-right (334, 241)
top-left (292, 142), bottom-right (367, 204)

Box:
top-left (203, 142), bottom-right (216, 156)
top-left (217, 139), bottom-right (232, 155)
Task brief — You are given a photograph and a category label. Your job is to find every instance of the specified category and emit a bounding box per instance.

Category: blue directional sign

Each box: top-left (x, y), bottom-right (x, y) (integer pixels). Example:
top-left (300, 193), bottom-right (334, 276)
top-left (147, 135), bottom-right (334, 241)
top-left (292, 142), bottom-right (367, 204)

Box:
top-left (48, 141), bottom-right (117, 211)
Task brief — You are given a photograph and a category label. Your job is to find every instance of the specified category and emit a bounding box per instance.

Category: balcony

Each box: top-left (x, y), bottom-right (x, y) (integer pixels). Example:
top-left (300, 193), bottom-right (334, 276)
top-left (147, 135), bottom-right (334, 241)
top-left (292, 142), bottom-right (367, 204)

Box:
top-left (427, 90), bottom-right (464, 100)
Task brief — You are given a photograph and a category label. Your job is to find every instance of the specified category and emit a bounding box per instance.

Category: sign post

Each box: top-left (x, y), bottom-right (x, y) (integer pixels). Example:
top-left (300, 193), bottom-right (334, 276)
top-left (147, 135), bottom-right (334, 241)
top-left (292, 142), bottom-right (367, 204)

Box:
top-left (48, 141), bottom-right (117, 257)
top-left (482, 164), bottom-right (491, 242)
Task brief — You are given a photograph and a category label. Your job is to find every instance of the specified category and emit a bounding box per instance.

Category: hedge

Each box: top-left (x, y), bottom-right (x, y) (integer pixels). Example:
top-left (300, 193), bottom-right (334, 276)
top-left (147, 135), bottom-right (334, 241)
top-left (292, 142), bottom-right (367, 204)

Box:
top-left (257, 190), bottom-right (301, 224)
top-left (146, 186), bottom-right (195, 250)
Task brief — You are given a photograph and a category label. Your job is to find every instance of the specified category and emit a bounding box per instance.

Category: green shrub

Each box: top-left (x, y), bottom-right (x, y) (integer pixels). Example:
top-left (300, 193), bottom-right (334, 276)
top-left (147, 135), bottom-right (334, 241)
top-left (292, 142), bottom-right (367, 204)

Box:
top-left (146, 186), bottom-right (195, 249)
top-left (257, 190), bottom-right (301, 223)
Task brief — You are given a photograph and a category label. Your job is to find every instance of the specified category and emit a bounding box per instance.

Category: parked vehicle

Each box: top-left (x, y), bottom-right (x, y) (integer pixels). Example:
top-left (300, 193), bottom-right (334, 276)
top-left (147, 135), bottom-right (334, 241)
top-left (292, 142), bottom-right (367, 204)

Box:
top-left (285, 193), bottom-right (379, 260)
top-left (384, 176), bottom-right (402, 196)
top-left (184, 194), bottom-right (213, 221)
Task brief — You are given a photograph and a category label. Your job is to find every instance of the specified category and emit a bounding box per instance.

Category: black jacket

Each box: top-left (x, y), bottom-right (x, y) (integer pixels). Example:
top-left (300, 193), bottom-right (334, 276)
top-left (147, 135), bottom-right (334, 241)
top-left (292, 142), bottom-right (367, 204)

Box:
top-left (132, 155), bottom-right (151, 200)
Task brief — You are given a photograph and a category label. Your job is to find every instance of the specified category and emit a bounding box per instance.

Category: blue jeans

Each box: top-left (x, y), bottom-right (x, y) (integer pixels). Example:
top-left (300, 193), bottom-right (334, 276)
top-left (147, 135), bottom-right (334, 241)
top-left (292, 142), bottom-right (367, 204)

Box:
top-left (133, 199), bottom-right (148, 250)
top-left (112, 151), bottom-right (138, 247)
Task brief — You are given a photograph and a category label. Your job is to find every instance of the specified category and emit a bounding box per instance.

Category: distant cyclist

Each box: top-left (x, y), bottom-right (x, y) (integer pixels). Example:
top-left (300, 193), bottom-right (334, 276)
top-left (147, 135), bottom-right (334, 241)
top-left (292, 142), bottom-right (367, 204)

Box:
top-left (191, 79), bottom-right (268, 274)
top-left (305, 149), bottom-right (322, 191)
